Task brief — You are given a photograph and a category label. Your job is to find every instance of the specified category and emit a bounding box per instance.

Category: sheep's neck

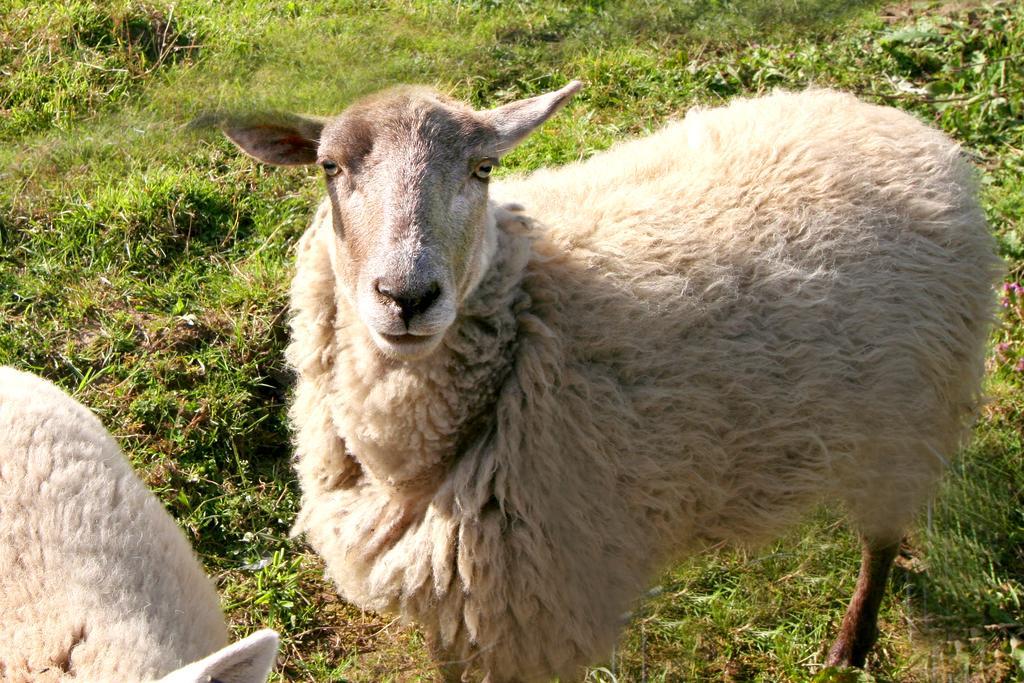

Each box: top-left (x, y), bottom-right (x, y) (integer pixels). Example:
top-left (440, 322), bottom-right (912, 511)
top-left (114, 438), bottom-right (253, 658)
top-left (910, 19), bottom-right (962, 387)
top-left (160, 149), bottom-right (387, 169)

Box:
top-left (329, 226), bottom-right (530, 491)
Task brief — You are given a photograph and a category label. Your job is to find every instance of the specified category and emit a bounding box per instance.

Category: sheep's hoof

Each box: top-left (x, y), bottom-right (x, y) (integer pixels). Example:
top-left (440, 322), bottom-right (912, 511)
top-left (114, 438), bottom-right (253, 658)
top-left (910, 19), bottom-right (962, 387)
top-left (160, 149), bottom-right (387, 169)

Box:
top-left (824, 636), bottom-right (863, 668)
top-left (426, 635), bottom-right (468, 683)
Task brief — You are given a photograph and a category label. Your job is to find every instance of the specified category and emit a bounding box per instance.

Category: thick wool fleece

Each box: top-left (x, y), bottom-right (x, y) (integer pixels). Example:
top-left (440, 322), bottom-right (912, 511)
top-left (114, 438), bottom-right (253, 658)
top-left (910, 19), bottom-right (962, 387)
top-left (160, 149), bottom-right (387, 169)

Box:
top-left (0, 367), bottom-right (228, 682)
top-left (289, 90), bottom-right (999, 681)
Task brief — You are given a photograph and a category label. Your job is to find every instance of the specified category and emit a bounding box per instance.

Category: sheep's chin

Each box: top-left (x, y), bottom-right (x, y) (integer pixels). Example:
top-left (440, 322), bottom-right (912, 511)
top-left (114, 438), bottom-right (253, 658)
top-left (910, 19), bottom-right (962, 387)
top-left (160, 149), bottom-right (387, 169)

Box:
top-left (368, 327), bottom-right (446, 361)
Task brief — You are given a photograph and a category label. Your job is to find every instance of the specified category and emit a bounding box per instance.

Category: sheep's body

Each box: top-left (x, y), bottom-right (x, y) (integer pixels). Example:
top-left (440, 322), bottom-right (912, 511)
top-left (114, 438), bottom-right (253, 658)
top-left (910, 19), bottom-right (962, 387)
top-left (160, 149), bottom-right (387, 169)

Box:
top-left (288, 90), bottom-right (998, 681)
top-left (0, 367), bottom-right (276, 682)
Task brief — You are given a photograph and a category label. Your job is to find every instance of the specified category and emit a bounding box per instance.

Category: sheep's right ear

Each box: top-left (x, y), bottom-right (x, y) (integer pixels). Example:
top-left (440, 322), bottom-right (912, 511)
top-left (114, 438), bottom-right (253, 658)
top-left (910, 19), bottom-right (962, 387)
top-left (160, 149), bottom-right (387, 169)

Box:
top-left (159, 629), bottom-right (279, 683)
top-left (218, 113), bottom-right (325, 166)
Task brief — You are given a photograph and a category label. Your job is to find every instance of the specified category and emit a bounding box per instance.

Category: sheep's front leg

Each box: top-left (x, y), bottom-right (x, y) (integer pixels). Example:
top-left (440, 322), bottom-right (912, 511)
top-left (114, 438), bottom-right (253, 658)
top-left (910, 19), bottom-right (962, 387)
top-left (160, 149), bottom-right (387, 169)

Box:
top-left (826, 539), bottom-right (900, 668)
top-left (426, 632), bottom-right (468, 683)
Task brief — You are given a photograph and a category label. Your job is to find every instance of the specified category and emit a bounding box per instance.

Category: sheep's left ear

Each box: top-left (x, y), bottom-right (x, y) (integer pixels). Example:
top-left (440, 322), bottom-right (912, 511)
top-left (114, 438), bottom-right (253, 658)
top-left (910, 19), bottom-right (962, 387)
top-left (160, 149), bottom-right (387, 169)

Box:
top-left (481, 80), bottom-right (582, 155)
top-left (159, 629), bottom-right (279, 683)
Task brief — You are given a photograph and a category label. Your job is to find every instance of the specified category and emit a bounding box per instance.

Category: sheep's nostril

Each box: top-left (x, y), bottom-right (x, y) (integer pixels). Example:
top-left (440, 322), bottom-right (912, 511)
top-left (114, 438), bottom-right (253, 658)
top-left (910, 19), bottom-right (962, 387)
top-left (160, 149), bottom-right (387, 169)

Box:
top-left (374, 278), bottom-right (396, 300)
top-left (374, 279), bottom-right (442, 326)
top-left (414, 282), bottom-right (441, 313)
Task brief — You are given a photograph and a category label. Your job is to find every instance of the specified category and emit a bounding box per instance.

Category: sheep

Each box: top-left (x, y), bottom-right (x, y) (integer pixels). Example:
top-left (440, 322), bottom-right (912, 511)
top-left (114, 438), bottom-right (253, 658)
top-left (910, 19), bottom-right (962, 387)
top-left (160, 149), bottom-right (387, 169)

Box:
top-left (0, 366), bottom-right (280, 683)
top-left (220, 84), bottom-right (999, 681)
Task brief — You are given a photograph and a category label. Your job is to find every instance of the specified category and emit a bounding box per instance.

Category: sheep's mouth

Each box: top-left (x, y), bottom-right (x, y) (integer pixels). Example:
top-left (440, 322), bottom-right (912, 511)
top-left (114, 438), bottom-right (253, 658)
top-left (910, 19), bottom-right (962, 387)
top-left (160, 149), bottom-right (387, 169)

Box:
top-left (380, 332), bottom-right (429, 344)
top-left (372, 329), bottom-right (446, 360)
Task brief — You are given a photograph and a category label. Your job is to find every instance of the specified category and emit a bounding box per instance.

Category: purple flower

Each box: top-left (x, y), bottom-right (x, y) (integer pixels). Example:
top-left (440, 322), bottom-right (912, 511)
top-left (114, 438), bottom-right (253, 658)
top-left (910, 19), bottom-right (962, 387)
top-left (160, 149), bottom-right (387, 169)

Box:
top-left (1016, 358), bottom-right (1024, 373)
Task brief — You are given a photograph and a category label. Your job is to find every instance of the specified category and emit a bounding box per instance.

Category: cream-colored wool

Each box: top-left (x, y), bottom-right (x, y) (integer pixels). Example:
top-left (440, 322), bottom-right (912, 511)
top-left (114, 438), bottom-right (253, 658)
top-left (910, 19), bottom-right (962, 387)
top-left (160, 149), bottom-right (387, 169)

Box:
top-left (285, 90), bottom-right (999, 681)
top-left (0, 367), bottom-right (279, 683)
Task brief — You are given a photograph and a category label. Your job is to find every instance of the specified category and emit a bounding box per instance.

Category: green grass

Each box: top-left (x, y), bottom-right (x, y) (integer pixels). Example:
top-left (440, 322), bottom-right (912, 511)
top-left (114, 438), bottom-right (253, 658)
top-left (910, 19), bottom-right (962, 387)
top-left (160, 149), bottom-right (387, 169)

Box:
top-left (2, 0), bottom-right (1022, 680)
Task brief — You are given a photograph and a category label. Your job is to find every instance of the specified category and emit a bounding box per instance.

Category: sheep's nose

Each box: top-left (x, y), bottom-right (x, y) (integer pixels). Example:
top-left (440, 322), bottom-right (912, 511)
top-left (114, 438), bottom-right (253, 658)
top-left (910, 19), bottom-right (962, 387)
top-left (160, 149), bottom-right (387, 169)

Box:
top-left (375, 279), bottom-right (442, 326)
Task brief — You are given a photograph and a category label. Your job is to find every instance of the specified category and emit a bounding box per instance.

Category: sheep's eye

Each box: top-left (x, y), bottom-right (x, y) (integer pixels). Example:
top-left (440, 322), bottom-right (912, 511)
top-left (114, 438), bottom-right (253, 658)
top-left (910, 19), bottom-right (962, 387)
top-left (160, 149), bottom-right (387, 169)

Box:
top-left (322, 160), bottom-right (341, 177)
top-left (473, 159), bottom-right (494, 180)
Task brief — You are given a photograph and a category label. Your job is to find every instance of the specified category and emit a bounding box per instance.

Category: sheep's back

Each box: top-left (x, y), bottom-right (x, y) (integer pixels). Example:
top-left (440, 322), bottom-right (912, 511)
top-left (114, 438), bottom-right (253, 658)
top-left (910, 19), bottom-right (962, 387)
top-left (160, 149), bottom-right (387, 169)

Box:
top-left (0, 368), bottom-right (228, 681)
top-left (495, 89), bottom-right (997, 546)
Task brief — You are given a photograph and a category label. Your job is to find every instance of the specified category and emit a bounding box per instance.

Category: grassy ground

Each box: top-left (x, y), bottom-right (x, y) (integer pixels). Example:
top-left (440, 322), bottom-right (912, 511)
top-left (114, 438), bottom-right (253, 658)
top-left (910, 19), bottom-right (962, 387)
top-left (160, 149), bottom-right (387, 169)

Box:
top-left (1, 0), bottom-right (1022, 680)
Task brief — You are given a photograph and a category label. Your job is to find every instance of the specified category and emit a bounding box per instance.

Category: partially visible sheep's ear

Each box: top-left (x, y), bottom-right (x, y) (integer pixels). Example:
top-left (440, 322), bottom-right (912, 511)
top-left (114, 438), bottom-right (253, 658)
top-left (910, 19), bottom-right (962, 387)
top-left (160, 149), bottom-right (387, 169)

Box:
top-left (482, 80), bottom-right (583, 155)
top-left (159, 629), bottom-right (279, 683)
top-left (219, 113), bottom-right (325, 166)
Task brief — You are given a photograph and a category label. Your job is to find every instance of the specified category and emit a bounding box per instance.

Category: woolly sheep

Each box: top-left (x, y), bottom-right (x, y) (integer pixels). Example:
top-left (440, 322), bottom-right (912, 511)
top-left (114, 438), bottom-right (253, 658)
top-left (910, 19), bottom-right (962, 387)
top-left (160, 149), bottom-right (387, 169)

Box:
top-left (222, 85), bottom-right (999, 681)
top-left (0, 366), bottom-right (279, 682)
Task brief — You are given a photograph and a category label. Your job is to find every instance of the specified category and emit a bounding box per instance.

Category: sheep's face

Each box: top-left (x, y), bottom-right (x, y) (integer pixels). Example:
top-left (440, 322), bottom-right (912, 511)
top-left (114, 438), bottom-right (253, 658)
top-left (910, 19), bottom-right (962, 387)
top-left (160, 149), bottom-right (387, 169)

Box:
top-left (316, 91), bottom-right (495, 360)
top-left (221, 82), bottom-right (580, 360)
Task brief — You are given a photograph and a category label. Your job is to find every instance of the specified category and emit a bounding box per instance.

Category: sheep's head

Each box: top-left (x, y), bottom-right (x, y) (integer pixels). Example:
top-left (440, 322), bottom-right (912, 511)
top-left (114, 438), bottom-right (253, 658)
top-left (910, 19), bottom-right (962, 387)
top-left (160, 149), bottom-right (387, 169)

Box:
top-left (158, 629), bottom-right (278, 683)
top-left (221, 81), bottom-right (580, 360)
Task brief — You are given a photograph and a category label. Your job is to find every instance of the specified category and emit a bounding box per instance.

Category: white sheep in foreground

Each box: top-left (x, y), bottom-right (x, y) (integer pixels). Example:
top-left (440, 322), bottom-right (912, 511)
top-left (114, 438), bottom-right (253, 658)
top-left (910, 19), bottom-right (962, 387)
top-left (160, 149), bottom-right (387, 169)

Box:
top-left (222, 85), bottom-right (999, 681)
top-left (0, 366), bottom-right (279, 682)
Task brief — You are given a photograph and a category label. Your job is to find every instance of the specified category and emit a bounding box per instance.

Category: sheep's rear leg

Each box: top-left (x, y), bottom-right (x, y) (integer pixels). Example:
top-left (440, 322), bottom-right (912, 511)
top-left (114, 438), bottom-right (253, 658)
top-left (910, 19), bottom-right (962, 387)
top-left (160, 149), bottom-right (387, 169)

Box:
top-left (825, 539), bottom-right (900, 668)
